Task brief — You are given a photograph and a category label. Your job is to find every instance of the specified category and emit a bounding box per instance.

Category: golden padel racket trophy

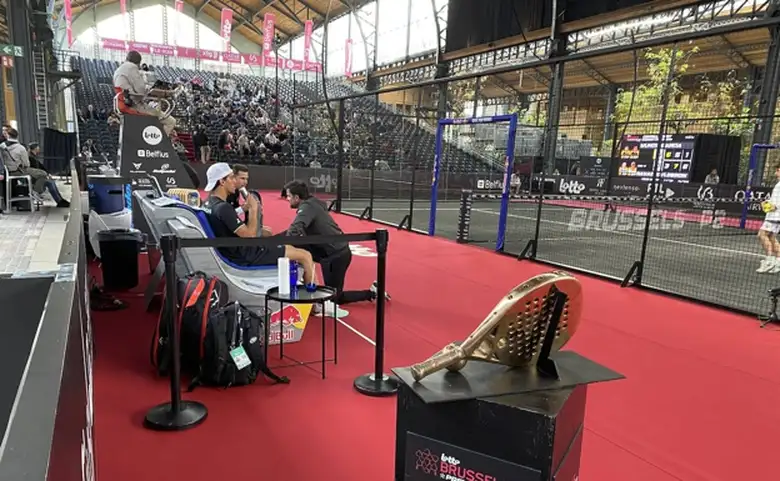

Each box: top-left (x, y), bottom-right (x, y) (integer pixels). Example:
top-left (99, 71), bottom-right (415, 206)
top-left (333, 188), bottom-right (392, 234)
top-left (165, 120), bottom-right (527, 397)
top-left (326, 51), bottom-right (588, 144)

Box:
top-left (409, 271), bottom-right (582, 382)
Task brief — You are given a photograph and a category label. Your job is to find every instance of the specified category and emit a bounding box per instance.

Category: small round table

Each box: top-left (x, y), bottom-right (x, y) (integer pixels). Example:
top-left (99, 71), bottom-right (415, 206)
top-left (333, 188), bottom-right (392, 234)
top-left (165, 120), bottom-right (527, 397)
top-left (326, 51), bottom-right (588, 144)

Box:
top-left (264, 285), bottom-right (338, 379)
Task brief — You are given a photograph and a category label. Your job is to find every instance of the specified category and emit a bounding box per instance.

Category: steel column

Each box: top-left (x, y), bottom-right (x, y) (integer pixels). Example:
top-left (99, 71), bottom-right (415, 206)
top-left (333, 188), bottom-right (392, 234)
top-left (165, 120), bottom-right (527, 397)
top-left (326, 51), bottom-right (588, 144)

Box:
top-left (8, 0), bottom-right (38, 143)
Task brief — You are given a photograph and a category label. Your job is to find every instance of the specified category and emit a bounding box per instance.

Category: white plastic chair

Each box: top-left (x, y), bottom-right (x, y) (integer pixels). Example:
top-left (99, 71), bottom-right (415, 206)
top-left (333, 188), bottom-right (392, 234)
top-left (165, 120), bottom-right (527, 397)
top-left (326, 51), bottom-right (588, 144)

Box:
top-left (3, 164), bottom-right (35, 212)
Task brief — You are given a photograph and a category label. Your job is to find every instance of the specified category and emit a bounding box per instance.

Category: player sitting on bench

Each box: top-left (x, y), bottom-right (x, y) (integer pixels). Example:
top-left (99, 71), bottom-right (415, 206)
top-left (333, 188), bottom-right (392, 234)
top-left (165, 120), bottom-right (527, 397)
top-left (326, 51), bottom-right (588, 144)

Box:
top-left (201, 163), bottom-right (317, 283)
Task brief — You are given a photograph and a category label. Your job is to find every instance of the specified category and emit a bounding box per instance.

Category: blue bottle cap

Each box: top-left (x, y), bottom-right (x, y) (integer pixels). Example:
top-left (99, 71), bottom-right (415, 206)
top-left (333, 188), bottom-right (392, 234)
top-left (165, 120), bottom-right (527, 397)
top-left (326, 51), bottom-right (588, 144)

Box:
top-left (305, 283), bottom-right (317, 292)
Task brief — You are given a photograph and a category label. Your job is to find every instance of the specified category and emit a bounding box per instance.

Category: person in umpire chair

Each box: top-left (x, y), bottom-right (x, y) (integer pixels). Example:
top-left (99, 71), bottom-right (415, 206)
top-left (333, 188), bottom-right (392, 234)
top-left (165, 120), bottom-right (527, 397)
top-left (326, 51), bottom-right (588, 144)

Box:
top-left (201, 163), bottom-right (318, 285)
top-left (284, 180), bottom-right (391, 319)
top-left (113, 50), bottom-right (176, 136)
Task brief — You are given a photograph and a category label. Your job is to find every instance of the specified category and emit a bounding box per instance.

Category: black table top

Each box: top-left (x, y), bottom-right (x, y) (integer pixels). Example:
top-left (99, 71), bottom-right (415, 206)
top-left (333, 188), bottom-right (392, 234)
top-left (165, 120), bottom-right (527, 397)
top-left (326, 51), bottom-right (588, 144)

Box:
top-left (266, 285), bottom-right (336, 303)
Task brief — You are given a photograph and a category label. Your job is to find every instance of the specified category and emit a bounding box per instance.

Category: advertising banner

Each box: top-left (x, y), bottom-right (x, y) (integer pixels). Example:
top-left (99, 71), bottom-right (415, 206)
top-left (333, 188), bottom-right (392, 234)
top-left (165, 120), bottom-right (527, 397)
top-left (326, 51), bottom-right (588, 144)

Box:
top-left (64, 0), bottom-right (73, 47)
top-left (98, 37), bottom-right (322, 71)
top-left (173, 0), bottom-right (184, 45)
top-left (119, 115), bottom-right (195, 190)
top-left (220, 8), bottom-right (233, 52)
top-left (262, 13), bottom-right (276, 66)
top-left (345, 38), bottom-right (353, 77)
top-left (303, 19), bottom-right (313, 64)
top-left (404, 432), bottom-right (540, 481)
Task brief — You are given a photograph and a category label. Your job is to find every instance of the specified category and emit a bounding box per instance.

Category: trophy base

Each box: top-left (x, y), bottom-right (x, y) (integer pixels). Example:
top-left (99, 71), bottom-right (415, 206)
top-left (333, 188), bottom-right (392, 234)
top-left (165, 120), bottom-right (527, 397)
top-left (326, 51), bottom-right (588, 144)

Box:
top-left (395, 383), bottom-right (586, 481)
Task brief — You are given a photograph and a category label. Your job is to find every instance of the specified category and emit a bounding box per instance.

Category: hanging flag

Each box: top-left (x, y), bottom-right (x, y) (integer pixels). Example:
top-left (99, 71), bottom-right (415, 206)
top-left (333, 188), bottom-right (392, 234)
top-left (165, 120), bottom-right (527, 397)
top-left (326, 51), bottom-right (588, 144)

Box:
top-left (303, 19), bottom-right (313, 64)
top-left (262, 13), bottom-right (276, 66)
top-left (220, 8), bottom-right (233, 52)
top-left (120, 0), bottom-right (128, 40)
top-left (173, 0), bottom-right (183, 46)
top-left (64, 0), bottom-right (73, 47)
top-left (345, 38), bottom-right (353, 78)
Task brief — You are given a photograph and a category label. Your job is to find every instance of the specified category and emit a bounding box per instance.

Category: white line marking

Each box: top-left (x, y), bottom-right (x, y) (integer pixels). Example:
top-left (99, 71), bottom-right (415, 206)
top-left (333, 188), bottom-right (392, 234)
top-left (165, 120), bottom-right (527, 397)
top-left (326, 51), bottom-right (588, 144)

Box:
top-left (337, 318), bottom-right (376, 346)
top-left (472, 208), bottom-right (762, 258)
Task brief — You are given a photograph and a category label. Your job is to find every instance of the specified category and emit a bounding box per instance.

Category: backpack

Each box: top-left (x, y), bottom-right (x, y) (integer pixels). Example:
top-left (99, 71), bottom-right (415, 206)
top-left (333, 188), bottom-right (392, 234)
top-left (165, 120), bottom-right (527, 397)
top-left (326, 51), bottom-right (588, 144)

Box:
top-left (150, 271), bottom-right (229, 376)
top-left (185, 301), bottom-right (289, 390)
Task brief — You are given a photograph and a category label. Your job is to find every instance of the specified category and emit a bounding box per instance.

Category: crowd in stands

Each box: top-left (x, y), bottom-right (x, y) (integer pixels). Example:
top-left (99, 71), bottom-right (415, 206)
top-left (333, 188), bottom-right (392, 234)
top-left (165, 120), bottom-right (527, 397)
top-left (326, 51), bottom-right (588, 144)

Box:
top-left (72, 57), bottom-right (495, 175)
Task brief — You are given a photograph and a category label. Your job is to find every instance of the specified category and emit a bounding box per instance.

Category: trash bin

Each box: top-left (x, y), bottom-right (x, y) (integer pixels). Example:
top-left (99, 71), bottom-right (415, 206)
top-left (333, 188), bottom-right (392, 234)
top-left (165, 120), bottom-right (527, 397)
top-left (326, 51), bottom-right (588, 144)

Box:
top-left (98, 229), bottom-right (142, 291)
top-left (88, 177), bottom-right (127, 214)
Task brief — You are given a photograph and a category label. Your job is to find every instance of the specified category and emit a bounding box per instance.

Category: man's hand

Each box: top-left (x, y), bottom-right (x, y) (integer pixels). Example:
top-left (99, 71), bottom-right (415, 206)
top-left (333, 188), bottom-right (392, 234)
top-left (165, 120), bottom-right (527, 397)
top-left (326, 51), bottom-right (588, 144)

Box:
top-left (262, 226), bottom-right (273, 237)
top-left (245, 193), bottom-right (259, 212)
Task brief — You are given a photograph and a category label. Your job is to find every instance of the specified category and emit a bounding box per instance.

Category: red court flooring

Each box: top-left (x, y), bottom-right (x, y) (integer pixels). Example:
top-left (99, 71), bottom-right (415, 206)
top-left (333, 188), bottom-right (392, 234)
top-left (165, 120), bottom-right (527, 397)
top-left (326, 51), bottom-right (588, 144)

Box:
top-left (91, 193), bottom-right (780, 481)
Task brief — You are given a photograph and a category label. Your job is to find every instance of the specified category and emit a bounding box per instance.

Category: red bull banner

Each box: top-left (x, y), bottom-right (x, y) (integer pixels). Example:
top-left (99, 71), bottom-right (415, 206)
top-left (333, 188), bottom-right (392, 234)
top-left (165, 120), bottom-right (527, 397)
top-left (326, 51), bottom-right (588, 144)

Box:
top-left (345, 38), bottom-right (353, 77)
top-left (220, 8), bottom-right (233, 52)
top-left (303, 19), bottom-right (313, 64)
top-left (64, 0), bottom-right (73, 47)
top-left (98, 37), bottom-right (322, 71)
top-left (268, 304), bottom-right (313, 345)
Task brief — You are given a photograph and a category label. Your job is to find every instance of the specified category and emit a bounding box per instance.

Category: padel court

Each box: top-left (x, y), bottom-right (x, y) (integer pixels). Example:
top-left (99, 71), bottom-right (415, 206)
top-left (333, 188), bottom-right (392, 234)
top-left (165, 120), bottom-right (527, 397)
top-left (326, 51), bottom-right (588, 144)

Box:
top-left (90, 193), bottom-right (780, 481)
top-left (342, 197), bottom-right (776, 314)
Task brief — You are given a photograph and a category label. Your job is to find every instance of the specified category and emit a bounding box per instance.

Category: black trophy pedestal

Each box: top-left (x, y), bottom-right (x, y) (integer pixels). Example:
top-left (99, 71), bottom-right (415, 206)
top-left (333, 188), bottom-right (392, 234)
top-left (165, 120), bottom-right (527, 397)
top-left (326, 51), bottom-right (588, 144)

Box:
top-left (393, 352), bottom-right (624, 481)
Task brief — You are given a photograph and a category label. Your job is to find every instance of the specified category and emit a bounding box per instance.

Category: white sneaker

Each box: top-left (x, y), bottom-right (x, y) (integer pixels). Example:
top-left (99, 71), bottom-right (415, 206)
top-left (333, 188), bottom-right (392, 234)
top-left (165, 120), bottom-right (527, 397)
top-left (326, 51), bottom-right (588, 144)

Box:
top-left (757, 257), bottom-right (775, 273)
top-left (313, 301), bottom-right (349, 318)
top-left (370, 281), bottom-right (391, 301)
top-left (769, 258), bottom-right (780, 274)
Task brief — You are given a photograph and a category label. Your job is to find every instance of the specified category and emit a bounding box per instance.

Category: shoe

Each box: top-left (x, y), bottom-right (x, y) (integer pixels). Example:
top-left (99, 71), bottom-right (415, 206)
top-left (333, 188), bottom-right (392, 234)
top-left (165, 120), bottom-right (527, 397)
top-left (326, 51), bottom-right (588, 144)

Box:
top-left (757, 257), bottom-right (775, 273)
top-left (370, 281), bottom-right (391, 301)
top-left (56, 199), bottom-right (71, 208)
top-left (313, 301), bottom-right (349, 318)
top-left (769, 259), bottom-right (780, 274)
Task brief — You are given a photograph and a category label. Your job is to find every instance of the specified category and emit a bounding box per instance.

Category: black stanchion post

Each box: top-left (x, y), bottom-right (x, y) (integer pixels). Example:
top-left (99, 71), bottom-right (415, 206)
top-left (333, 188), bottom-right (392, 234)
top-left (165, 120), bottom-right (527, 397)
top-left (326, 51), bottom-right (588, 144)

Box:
top-left (144, 234), bottom-right (208, 431)
top-left (354, 229), bottom-right (400, 396)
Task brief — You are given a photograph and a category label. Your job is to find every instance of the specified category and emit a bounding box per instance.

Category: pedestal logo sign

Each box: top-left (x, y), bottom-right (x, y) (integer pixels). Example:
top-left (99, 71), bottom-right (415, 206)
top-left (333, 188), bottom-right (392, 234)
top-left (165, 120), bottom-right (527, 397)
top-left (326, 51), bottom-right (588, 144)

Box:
top-left (119, 115), bottom-right (195, 190)
top-left (405, 432), bottom-right (541, 481)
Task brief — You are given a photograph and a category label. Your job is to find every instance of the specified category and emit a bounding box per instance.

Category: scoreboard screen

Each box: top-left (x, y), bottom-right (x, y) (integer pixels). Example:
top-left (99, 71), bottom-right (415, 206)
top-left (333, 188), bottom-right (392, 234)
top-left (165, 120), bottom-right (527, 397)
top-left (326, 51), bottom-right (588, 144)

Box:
top-left (616, 134), bottom-right (696, 181)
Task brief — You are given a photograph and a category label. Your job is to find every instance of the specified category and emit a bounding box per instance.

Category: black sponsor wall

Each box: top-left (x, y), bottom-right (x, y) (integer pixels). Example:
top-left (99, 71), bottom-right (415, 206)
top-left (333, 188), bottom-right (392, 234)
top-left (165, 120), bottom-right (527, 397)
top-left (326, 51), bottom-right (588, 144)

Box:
top-left (119, 115), bottom-right (195, 191)
top-left (185, 163), bottom-right (771, 220)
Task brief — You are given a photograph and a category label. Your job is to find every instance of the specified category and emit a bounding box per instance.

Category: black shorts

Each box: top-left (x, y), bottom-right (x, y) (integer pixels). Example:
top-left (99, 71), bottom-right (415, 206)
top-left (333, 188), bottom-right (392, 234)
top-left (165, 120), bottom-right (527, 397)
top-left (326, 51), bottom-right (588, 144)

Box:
top-left (224, 244), bottom-right (286, 267)
top-left (252, 244), bottom-right (286, 266)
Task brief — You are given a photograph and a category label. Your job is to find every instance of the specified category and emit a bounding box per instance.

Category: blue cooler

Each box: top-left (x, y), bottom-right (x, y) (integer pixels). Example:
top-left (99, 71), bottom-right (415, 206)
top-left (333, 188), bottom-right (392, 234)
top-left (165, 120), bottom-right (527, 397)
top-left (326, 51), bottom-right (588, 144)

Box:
top-left (88, 176), bottom-right (128, 215)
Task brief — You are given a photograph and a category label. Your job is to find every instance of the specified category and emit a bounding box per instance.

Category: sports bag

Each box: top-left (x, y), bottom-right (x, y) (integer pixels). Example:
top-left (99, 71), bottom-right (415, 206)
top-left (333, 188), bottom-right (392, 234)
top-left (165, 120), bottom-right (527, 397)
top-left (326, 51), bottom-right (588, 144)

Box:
top-left (186, 301), bottom-right (289, 390)
top-left (150, 271), bottom-right (229, 376)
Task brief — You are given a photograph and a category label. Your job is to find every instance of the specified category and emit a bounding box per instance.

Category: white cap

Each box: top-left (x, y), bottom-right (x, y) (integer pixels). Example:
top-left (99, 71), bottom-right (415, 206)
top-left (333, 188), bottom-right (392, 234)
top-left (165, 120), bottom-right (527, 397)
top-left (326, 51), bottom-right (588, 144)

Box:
top-left (205, 162), bottom-right (232, 191)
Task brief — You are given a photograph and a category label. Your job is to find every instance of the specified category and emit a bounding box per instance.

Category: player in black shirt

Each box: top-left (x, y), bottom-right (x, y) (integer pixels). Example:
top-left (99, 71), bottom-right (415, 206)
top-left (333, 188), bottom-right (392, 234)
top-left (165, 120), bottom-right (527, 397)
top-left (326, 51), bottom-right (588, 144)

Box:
top-left (225, 163), bottom-right (272, 236)
top-left (202, 163), bottom-right (317, 283)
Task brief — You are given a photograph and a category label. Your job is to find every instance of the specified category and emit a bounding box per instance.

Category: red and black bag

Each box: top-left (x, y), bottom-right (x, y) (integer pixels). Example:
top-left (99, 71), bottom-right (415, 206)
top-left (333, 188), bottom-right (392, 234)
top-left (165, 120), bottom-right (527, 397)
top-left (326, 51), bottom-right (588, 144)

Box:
top-left (150, 271), bottom-right (229, 376)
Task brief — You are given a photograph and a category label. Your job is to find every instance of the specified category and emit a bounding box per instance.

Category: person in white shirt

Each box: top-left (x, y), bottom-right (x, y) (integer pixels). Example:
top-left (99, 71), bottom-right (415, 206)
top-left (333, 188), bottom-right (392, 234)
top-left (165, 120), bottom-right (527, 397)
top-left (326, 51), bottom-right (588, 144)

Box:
top-left (112, 51), bottom-right (176, 136)
top-left (757, 165), bottom-right (780, 273)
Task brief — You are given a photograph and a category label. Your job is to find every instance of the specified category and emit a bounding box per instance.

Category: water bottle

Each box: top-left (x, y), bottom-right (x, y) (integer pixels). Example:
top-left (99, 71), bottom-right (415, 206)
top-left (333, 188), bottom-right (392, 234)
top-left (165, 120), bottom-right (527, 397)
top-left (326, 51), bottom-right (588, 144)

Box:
top-left (289, 260), bottom-right (298, 298)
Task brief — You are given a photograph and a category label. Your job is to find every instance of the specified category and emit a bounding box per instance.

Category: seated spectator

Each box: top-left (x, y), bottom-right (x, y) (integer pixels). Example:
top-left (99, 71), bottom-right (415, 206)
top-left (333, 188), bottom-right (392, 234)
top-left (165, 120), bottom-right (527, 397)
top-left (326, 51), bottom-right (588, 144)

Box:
top-left (27, 142), bottom-right (46, 171)
top-left (201, 162), bottom-right (317, 282)
top-left (1, 128), bottom-right (69, 208)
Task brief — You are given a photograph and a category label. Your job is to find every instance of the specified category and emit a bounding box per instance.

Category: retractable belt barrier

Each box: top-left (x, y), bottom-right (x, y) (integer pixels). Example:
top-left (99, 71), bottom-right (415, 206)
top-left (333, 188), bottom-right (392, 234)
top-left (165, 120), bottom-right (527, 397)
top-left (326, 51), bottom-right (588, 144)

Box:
top-left (144, 229), bottom-right (399, 432)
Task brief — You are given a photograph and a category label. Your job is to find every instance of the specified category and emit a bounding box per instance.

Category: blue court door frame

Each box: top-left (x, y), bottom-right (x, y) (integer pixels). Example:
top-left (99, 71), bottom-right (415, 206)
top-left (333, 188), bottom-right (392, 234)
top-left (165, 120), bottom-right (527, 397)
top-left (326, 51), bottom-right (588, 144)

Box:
top-left (429, 113), bottom-right (519, 251)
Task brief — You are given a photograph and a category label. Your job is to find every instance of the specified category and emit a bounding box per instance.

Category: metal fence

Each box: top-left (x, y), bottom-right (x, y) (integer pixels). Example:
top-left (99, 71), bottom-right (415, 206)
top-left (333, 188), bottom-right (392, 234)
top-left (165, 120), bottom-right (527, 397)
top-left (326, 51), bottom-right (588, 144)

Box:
top-left (289, 24), bottom-right (780, 316)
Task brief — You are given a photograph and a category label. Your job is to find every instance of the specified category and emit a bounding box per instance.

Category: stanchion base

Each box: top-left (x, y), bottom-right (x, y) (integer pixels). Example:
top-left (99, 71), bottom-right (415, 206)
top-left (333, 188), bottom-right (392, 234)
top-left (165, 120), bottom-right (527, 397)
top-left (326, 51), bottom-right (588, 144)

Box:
top-left (354, 372), bottom-right (400, 397)
top-left (144, 401), bottom-right (208, 431)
